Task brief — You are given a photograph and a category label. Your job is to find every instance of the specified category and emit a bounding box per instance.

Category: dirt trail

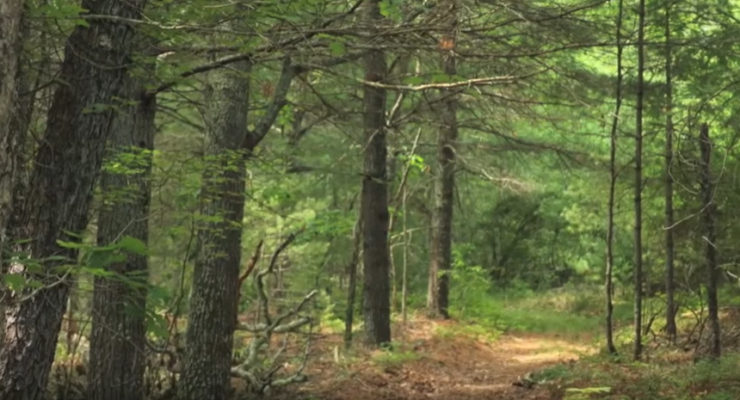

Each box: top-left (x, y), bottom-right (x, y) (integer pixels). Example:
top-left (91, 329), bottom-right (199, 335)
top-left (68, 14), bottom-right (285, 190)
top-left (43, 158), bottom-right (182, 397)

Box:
top-left (278, 318), bottom-right (594, 400)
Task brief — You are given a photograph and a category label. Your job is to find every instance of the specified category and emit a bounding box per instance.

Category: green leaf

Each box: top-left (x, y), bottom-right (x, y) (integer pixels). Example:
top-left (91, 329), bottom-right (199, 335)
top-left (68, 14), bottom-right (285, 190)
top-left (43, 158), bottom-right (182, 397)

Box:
top-left (403, 76), bottom-right (424, 85)
top-left (3, 273), bottom-right (26, 291)
top-left (329, 40), bottom-right (346, 57)
top-left (57, 239), bottom-right (85, 250)
top-left (118, 235), bottom-right (148, 256)
top-left (84, 267), bottom-right (115, 278)
top-left (379, 0), bottom-right (401, 20)
top-left (87, 249), bottom-right (126, 269)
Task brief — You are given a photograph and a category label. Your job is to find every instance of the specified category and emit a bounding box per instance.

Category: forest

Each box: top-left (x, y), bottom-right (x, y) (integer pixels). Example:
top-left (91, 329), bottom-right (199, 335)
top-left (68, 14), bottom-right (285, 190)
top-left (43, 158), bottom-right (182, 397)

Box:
top-left (1, 0), bottom-right (740, 399)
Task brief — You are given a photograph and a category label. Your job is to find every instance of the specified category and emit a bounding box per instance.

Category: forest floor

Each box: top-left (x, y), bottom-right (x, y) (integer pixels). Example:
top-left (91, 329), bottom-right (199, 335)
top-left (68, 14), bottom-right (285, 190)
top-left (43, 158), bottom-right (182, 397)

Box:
top-left (273, 317), bottom-right (594, 400)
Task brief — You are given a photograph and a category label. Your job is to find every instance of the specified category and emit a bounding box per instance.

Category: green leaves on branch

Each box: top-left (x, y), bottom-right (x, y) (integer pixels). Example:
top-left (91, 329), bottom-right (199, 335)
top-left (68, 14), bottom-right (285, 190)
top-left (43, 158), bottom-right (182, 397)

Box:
top-left (57, 235), bottom-right (148, 272)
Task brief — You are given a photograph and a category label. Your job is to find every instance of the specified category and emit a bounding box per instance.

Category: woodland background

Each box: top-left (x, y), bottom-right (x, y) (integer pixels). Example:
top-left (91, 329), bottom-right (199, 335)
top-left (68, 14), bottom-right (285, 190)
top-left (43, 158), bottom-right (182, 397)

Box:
top-left (1, 0), bottom-right (740, 399)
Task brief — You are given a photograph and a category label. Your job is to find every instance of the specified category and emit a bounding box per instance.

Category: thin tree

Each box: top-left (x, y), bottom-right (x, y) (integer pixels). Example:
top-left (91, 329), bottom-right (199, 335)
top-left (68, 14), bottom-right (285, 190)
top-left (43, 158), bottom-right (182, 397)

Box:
top-left (88, 69), bottom-right (156, 399)
top-left (428, 0), bottom-right (459, 319)
top-left (344, 216), bottom-right (362, 348)
top-left (698, 123), bottom-right (720, 359)
top-left (361, 0), bottom-right (392, 345)
top-left (0, 0), bottom-right (148, 396)
top-left (633, 0), bottom-right (646, 361)
top-left (605, 0), bottom-right (624, 355)
top-left (663, 0), bottom-right (677, 343)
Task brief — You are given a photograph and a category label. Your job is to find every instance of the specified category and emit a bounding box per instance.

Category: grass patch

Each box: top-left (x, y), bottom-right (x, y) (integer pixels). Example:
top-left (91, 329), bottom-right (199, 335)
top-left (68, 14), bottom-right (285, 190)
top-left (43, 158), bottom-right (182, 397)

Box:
top-left (371, 343), bottom-right (422, 368)
top-left (435, 323), bottom-right (502, 343)
top-left (541, 351), bottom-right (740, 399)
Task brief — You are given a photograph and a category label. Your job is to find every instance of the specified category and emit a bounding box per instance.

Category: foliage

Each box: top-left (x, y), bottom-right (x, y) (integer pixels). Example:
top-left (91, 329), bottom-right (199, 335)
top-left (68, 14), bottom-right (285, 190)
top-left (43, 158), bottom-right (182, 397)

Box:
top-left (544, 351), bottom-right (740, 400)
top-left (371, 344), bottom-right (422, 368)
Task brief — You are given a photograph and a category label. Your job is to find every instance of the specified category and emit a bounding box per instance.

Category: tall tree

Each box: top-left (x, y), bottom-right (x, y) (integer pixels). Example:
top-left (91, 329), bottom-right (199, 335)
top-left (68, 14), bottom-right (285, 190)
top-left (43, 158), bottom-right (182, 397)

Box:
top-left (663, 0), bottom-right (677, 343)
top-left (427, 0), bottom-right (459, 319)
top-left (633, 0), bottom-right (646, 361)
top-left (361, 0), bottom-right (391, 345)
top-left (0, 0), bottom-right (148, 397)
top-left (180, 57), bottom-right (250, 400)
top-left (698, 123), bottom-right (720, 359)
top-left (180, 55), bottom-right (297, 399)
top-left (0, 0), bottom-right (24, 243)
top-left (0, 0), bottom-right (26, 346)
top-left (605, 0), bottom-right (624, 355)
top-left (88, 73), bottom-right (156, 399)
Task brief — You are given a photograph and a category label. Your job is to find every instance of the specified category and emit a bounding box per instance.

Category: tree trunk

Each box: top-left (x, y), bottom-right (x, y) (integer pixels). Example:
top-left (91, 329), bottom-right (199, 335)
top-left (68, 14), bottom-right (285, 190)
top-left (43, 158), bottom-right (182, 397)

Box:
top-left (663, 0), bottom-right (677, 343)
top-left (88, 79), bottom-right (156, 399)
top-left (605, 0), bottom-right (623, 356)
top-left (633, 0), bottom-right (646, 362)
top-left (0, 0), bottom-right (147, 397)
top-left (0, 0), bottom-right (26, 346)
top-left (698, 123), bottom-right (721, 359)
top-left (344, 216), bottom-right (362, 348)
top-left (0, 0), bottom-right (24, 243)
top-left (181, 52), bottom-right (295, 398)
top-left (361, 0), bottom-right (391, 346)
top-left (180, 60), bottom-right (250, 400)
top-left (427, 0), bottom-right (458, 319)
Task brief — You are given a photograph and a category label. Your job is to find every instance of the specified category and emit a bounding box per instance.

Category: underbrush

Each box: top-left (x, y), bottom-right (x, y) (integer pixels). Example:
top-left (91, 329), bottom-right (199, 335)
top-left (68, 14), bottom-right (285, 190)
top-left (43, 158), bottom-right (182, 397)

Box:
top-left (371, 343), bottom-right (423, 368)
top-left (448, 257), bottom-right (631, 338)
top-left (536, 351), bottom-right (740, 399)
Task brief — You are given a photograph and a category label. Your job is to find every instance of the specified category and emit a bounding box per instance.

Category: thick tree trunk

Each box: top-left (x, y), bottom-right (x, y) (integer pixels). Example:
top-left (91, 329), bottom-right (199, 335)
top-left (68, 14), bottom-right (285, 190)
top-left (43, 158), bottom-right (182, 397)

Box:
top-left (361, 0), bottom-right (391, 346)
top-left (633, 0), bottom-right (645, 362)
top-left (0, 0), bottom-right (26, 346)
top-left (0, 0), bottom-right (24, 242)
top-left (0, 0), bottom-right (147, 397)
top-left (698, 123), bottom-right (721, 359)
top-left (180, 60), bottom-right (250, 400)
top-left (605, 0), bottom-right (623, 356)
top-left (663, 1), bottom-right (677, 343)
top-left (427, 0), bottom-right (458, 319)
top-left (88, 79), bottom-right (156, 400)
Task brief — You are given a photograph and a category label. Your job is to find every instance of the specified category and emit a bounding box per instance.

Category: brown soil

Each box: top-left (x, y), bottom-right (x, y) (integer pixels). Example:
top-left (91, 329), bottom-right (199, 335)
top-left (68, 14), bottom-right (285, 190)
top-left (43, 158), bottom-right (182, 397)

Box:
top-left (273, 317), bottom-right (594, 400)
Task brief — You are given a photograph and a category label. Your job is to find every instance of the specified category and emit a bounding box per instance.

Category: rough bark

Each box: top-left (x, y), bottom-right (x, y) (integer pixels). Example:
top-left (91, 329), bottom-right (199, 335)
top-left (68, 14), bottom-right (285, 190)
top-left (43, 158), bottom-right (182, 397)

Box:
top-left (605, 0), bottom-right (623, 356)
top-left (0, 0), bottom-right (24, 243)
top-left (0, 0), bottom-right (26, 347)
top-left (361, 0), bottom-right (391, 346)
top-left (180, 60), bottom-right (250, 400)
top-left (88, 78), bottom-right (156, 400)
top-left (427, 0), bottom-right (458, 320)
top-left (699, 123), bottom-right (721, 359)
top-left (0, 0), bottom-right (147, 397)
top-left (663, 0), bottom-right (677, 343)
top-left (633, 0), bottom-right (646, 362)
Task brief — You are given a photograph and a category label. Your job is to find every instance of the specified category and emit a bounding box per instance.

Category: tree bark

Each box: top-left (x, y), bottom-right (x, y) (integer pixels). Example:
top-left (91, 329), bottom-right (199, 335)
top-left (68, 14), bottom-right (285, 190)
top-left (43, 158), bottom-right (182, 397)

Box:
top-left (0, 0), bottom-right (26, 347)
top-left (88, 79), bottom-right (156, 399)
top-left (180, 59), bottom-right (250, 400)
top-left (605, 0), bottom-right (623, 356)
top-left (344, 216), bottom-right (362, 348)
top-left (698, 123), bottom-right (721, 359)
top-left (181, 53), bottom-right (296, 398)
top-left (633, 0), bottom-right (646, 362)
top-left (0, 0), bottom-right (24, 244)
top-left (663, 0), bottom-right (677, 344)
top-left (0, 0), bottom-right (147, 397)
top-left (361, 0), bottom-right (391, 346)
top-left (427, 0), bottom-right (458, 319)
